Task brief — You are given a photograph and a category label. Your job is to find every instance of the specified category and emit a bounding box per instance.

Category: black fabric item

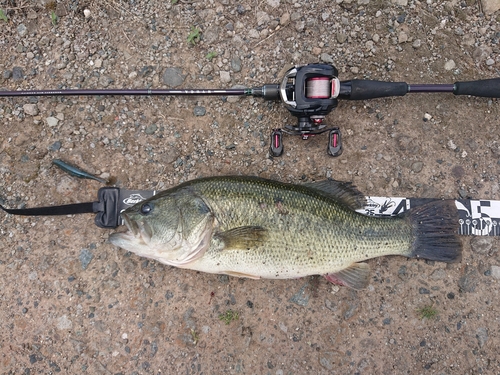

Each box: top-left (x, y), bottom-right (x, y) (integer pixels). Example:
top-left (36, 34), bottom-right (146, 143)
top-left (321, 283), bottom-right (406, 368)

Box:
top-left (0, 202), bottom-right (95, 216)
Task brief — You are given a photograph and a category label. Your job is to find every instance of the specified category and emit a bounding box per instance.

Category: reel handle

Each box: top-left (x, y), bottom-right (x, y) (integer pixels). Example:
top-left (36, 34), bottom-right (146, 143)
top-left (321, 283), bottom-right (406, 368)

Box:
top-left (454, 78), bottom-right (500, 98)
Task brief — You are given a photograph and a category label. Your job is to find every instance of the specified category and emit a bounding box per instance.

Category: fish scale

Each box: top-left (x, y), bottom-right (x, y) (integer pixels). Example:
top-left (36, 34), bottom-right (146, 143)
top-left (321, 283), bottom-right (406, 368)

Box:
top-left (109, 176), bottom-right (462, 289)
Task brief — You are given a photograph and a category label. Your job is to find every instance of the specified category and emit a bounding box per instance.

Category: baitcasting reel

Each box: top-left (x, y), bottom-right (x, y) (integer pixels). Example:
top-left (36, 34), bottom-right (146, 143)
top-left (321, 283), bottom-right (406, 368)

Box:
top-left (270, 64), bottom-right (342, 157)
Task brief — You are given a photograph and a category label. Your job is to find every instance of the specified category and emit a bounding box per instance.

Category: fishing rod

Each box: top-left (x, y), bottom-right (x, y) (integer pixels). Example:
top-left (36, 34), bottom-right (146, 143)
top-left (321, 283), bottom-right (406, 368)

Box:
top-left (1, 64), bottom-right (499, 156)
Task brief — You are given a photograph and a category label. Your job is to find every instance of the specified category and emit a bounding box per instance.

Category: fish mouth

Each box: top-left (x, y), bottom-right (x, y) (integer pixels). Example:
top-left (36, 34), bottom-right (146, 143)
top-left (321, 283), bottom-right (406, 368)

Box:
top-left (121, 212), bottom-right (153, 244)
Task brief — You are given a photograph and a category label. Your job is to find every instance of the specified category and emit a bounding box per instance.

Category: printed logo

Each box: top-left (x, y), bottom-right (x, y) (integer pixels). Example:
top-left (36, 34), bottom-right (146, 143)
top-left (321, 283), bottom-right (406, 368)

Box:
top-left (123, 194), bottom-right (147, 206)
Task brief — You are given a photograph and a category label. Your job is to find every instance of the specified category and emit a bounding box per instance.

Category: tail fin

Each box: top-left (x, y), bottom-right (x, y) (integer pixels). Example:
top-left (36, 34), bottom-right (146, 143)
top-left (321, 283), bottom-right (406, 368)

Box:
top-left (408, 200), bottom-right (462, 263)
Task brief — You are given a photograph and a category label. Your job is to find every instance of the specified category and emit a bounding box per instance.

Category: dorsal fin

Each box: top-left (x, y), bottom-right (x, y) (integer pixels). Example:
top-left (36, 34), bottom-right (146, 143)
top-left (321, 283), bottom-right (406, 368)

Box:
top-left (304, 179), bottom-right (366, 210)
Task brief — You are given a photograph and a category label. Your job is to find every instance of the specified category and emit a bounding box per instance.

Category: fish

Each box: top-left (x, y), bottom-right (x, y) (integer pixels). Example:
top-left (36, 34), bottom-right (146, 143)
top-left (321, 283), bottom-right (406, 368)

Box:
top-left (109, 176), bottom-right (462, 289)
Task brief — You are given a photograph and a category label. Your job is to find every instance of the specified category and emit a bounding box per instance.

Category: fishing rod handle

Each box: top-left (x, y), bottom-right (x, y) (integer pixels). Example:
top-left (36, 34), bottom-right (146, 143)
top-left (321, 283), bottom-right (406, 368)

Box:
top-left (338, 80), bottom-right (408, 100)
top-left (454, 78), bottom-right (500, 98)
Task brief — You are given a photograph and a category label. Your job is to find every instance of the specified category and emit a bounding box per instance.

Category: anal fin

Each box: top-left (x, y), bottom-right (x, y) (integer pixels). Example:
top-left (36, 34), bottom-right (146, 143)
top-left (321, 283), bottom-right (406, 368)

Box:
top-left (324, 262), bottom-right (371, 290)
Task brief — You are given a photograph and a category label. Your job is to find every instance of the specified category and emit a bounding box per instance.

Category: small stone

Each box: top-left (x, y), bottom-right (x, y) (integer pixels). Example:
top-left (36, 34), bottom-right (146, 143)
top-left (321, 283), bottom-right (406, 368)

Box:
top-left (412, 39), bottom-right (422, 48)
top-left (3, 70), bottom-right (12, 79)
top-left (231, 57), bottom-right (242, 73)
top-left (337, 33), bottom-right (348, 44)
top-left (320, 53), bottom-right (334, 63)
top-left (45, 117), bottom-right (59, 127)
top-left (219, 71), bottom-right (231, 83)
top-left (84, 9), bottom-right (91, 18)
top-left (444, 59), bottom-right (456, 70)
top-left (476, 327), bottom-right (488, 348)
top-left (470, 236), bottom-right (494, 255)
top-left (289, 282), bottom-right (310, 307)
top-left (94, 58), bottom-right (102, 68)
top-left (236, 4), bottom-right (246, 14)
top-left (280, 13), bottom-right (290, 26)
top-left (419, 287), bottom-right (430, 294)
top-left (193, 106), bottom-right (206, 116)
top-left (411, 161), bottom-right (423, 173)
top-left (23, 103), bottom-right (39, 116)
top-left (267, 0), bottom-right (280, 7)
top-left (162, 67), bottom-right (185, 87)
top-left (458, 266), bottom-right (479, 293)
top-left (49, 141), bottom-right (62, 151)
top-left (256, 11), bottom-right (270, 26)
top-left (17, 24), bottom-right (27, 36)
top-left (486, 58), bottom-right (495, 66)
top-left (398, 32), bottom-right (408, 44)
top-left (12, 67), bottom-right (24, 81)
top-left (490, 265), bottom-right (500, 279)
top-left (145, 124), bottom-right (157, 134)
top-left (430, 268), bottom-right (446, 280)
top-left (79, 248), bottom-right (94, 270)
top-left (57, 315), bottom-right (73, 330)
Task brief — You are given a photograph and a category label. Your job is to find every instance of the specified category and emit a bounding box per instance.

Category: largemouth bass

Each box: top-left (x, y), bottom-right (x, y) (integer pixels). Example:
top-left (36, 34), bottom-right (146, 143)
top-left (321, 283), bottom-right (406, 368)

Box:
top-left (109, 176), bottom-right (462, 289)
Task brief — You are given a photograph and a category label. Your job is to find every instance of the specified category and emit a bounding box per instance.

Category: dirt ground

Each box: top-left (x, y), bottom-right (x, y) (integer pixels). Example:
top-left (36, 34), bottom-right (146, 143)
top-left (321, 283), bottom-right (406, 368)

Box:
top-left (0, 0), bottom-right (499, 374)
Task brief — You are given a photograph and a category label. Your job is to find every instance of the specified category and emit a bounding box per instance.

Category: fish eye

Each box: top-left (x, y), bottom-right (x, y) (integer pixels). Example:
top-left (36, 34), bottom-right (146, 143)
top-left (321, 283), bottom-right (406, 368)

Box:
top-left (140, 202), bottom-right (154, 215)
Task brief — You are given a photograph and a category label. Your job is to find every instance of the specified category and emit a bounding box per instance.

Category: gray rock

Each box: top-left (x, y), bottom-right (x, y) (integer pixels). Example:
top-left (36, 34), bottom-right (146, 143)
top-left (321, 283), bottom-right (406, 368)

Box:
top-left (17, 24), bottom-right (27, 36)
top-left (337, 33), bottom-right (348, 44)
top-left (430, 268), bottom-right (446, 280)
top-left (411, 161), bottom-right (423, 173)
top-left (145, 124), bottom-right (157, 134)
top-left (458, 266), bottom-right (479, 293)
top-left (481, 0), bottom-right (500, 14)
top-left (470, 236), bottom-right (494, 255)
top-left (46, 117), bottom-right (59, 127)
top-left (79, 248), bottom-right (94, 270)
top-left (49, 141), bottom-right (62, 151)
top-left (193, 106), bottom-right (206, 116)
top-left (231, 57), bottom-right (242, 73)
top-left (162, 67), bottom-right (185, 87)
top-left (320, 53), bottom-right (334, 63)
top-left (476, 327), bottom-right (488, 348)
top-left (219, 71), bottom-right (231, 83)
top-left (490, 265), bottom-right (500, 280)
top-left (12, 67), bottom-right (24, 81)
top-left (289, 282), bottom-right (310, 306)
top-left (23, 103), bottom-right (39, 116)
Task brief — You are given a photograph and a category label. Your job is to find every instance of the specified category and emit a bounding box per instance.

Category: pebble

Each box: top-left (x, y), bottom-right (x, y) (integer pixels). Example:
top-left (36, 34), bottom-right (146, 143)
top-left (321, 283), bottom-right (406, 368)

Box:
top-left (145, 124), bottom-right (157, 134)
top-left (280, 13), bottom-right (290, 26)
top-left (470, 236), bottom-right (494, 255)
top-left (320, 53), bottom-right (334, 63)
top-left (412, 39), bottom-right (421, 48)
top-left (289, 282), bottom-right (310, 307)
top-left (162, 67), bottom-right (185, 87)
top-left (444, 59), bottom-right (456, 70)
top-left (219, 71), bottom-right (231, 83)
top-left (490, 265), bottom-right (500, 280)
top-left (230, 57), bottom-right (242, 73)
top-left (411, 161), bottom-right (423, 173)
top-left (267, 0), bottom-right (280, 7)
top-left (193, 106), bottom-right (206, 116)
top-left (458, 266), bottom-right (479, 293)
top-left (17, 24), bottom-right (27, 36)
top-left (49, 141), bottom-right (62, 151)
top-left (337, 33), bottom-right (348, 44)
top-left (79, 248), bottom-right (94, 270)
top-left (23, 104), bottom-right (39, 116)
top-left (12, 67), bottom-right (24, 80)
top-left (46, 117), bottom-right (59, 127)
top-left (476, 327), bottom-right (488, 348)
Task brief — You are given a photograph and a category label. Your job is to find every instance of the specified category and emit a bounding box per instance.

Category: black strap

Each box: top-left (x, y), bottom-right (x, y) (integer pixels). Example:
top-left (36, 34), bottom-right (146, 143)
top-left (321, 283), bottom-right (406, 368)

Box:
top-left (0, 202), bottom-right (96, 216)
top-left (0, 187), bottom-right (121, 228)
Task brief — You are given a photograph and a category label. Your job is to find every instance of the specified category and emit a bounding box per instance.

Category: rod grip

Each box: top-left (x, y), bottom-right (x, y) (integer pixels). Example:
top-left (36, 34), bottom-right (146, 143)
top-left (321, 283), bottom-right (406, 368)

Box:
top-left (340, 80), bottom-right (408, 100)
top-left (454, 78), bottom-right (500, 98)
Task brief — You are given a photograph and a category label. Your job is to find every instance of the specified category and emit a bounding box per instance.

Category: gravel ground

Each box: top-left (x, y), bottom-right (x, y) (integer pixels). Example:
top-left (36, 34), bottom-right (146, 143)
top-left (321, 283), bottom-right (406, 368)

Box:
top-left (0, 0), bottom-right (499, 373)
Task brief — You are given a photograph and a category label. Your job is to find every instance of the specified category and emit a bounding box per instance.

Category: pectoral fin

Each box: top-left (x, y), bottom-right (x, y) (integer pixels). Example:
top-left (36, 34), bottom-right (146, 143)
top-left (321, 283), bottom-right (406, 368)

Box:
top-left (215, 226), bottom-right (268, 250)
top-left (324, 262), bottom-right (371, 290)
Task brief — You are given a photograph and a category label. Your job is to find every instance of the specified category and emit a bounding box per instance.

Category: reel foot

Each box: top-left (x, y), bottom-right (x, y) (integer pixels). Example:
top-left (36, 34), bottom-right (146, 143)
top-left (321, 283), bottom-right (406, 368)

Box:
top-left (270, 129), bottom-right (284, 157)
top-left (327, 128), bottom-right (342, 157)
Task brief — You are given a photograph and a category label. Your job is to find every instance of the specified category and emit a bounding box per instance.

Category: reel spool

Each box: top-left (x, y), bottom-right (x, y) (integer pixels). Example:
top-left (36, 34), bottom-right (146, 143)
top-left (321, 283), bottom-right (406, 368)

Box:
top-left (271, 64), bottom-right (342, 157)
